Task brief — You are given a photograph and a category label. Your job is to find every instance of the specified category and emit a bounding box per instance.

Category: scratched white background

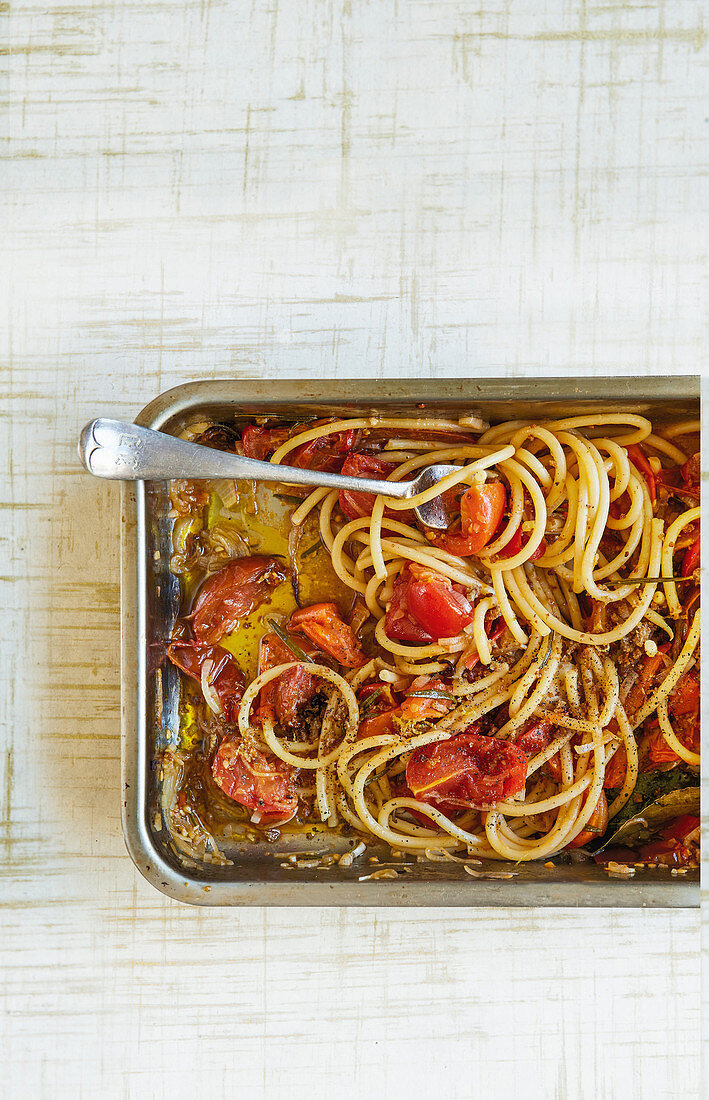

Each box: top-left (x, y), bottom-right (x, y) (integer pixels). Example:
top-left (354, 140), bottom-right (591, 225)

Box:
top-left (2, 1), bottom-right (703, 1097)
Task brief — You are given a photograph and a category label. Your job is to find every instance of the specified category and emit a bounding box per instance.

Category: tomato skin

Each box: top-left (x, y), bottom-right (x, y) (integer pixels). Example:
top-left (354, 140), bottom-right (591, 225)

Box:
top-left (513, 719), bottom-right (553, 759)
top-left (256, 632), bottom-right (319, 728)
top-left (669, 672), bottom-right (699, 718)
top-left (645, 715), bottom-right (699, 766)
top-left (567, 791), bottom-right (608, 849)
top-left (406, 731), bottom-right (528, 809)
top-left (289, 602), bottom-right (366, 668)
top-left (241, 425), bottom-right (290, 460)
top-left (637, 838), bottom-right (692, 867)
top-left (461, 616), bottom-right (505, 670)
top-left (437, 482), bottom-right (507, 556)
top-left (399, 677), bottom-right (453, 722)
top-left (682, 536), bottom-right (700, 577)
top-left (603, 744), bottom-right (627, 789)
top-left (644, 671), bottom-right (699, 765)
top-left (681, 452), bottom-right (700, 487)
top-left (384, 564), bottom-right (473, 643)
top-left (626, 444), bottom-right (656, 503)
top-left (497, 527), bottom-right (547, 562)
top-left (659, 814), bottom-right (700, 842)
top-left (358, 682), bottom-right (398, 708)
top-left (191, 556), bottom-right (288, 645)
top-left (338, 453), bottom-right (398, 520)
top-left (406, 568), bottom-right (473, 637)
top-left (624, 649), bottom-right (668, 718)
top-left (167, 641), bottom-right (245, 722)
top-left (357, 708), bottom-right (400, 740)
top-left (211, 740), bottom-right (297, 823)
top-left (384, 570), bottom-right (435, 643)
top-left (288, 427), bottom-right (359, 472)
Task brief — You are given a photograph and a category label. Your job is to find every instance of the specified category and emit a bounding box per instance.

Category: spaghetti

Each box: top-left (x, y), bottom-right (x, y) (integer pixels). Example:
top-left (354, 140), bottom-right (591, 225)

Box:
top-left (165, 409), bottom-right (700, 868)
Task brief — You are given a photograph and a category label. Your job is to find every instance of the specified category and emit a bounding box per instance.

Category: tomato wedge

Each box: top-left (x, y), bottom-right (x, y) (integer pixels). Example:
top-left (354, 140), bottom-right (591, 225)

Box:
top-left (406, 731), bottom-right (528, 808)
top-left (167, 641), bottom-right (246, 722)
top-left (338, 452), bottom-right (398, 520)
top-left (437, 482), bottom-right (507, 557)
top-left (241, 424), bottom-right (290, 460)
top-left (626, 444), bottom-right (656, 504)
top-left (256, 632), bottom-right (320, 727)
top-left (289, 602), bottom-right (366, 667)
top-left (191, 556), bottom-right (288, 645)
top-left (211, 740), bottom-right (297, 823)
top-left (384, 564), bottom-right (474, 643)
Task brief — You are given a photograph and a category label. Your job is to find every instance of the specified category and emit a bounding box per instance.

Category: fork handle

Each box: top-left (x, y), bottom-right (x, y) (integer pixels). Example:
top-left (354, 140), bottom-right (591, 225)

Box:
top-left (78, 418), bottom-right (411, 497)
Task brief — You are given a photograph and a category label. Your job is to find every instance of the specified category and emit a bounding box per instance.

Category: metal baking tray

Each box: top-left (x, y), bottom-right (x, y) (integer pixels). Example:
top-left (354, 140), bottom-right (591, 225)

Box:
top-left (121, 377), bottom-right (700, 906)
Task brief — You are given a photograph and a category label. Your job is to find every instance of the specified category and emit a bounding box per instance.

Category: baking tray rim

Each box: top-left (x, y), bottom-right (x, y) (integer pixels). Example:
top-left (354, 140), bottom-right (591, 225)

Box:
top-left (120, 376), bottom-right (700, 907)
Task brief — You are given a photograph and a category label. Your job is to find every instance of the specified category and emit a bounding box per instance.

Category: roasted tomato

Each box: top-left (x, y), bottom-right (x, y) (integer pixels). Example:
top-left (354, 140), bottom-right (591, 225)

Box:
top-left (166, 641), bottom-right (246, 722)
top-left (289, 602), bottom-right (366, 667)
top-left (211, 740), bottom-right (297, 823)
top-left (338, 452), bottom-right (398, 520)
top-left (399, 678), bottom-right (453, 722)
top-left (659, 815), bottom-right (700, 842)
top-left (669, 672), bottom-right (699, 718)
top-left (287, 425), bottom-right (360, 472)
top-left (645, 671), bottom-right (699, 765)
top-left (357, 708), bottom-right (400, 740)
top-left (460, 616), bottom-right (506, 671)
top-left (255, 632), bottom-right (320, 728)
top-left (636, 838), bottom-right (692, 867)
top-left (626, 444), bottom-right (656, 504)
top-left (190, 556), bottom-right (288, 645)
top-left (624, 649), bottom-right (668, 718)
top-left (603, 744), bottom-right (627, 789)
top-left (682, 536), bottom-right (700, 577)
top-left (436, 481), bottom-right (507, 557)
top-left (241, 424), bottom-right (290, 460)
top-left (567, 791), bottom-right (608, 849)
top-left (406, 731), bottom-right (528, 809)
top-left (513, 719), bottom-right (553, 759)
top-left (384, 564), bottom-right (474, 643)
top-left (497, 526), bottom-right (547, 562)
top-left (681, 452), bottom-right (700, 488)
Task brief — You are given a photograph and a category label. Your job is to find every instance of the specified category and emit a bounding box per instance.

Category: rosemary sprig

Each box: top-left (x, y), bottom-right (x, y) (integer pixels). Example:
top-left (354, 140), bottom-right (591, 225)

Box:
top-left (265, 618), bottom-right (310, 661)
top-left (301, 537), bottom-right (324, 559)
top-left (359, 687), bottom-right (386, 714)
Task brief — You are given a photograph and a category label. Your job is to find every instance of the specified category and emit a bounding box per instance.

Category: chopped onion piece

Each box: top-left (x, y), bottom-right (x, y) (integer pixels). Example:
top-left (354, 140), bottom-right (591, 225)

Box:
top-left (200, 659), bottom-right (223, 715)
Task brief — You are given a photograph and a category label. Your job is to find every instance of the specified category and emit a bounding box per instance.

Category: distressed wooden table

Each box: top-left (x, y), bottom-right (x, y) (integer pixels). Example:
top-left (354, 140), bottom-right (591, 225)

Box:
top-left (3, 1), bottom-right (702, 1097)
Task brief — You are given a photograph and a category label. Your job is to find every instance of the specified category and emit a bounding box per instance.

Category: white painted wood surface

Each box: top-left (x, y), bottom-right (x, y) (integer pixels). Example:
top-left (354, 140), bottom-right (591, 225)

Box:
top-left (3, 1), bottom-right (702, 1097)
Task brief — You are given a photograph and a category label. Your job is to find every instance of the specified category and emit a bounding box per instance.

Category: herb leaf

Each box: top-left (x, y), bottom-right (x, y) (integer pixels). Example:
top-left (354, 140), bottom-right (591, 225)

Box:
top-left (265, 618), bottom-right (310, 662)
